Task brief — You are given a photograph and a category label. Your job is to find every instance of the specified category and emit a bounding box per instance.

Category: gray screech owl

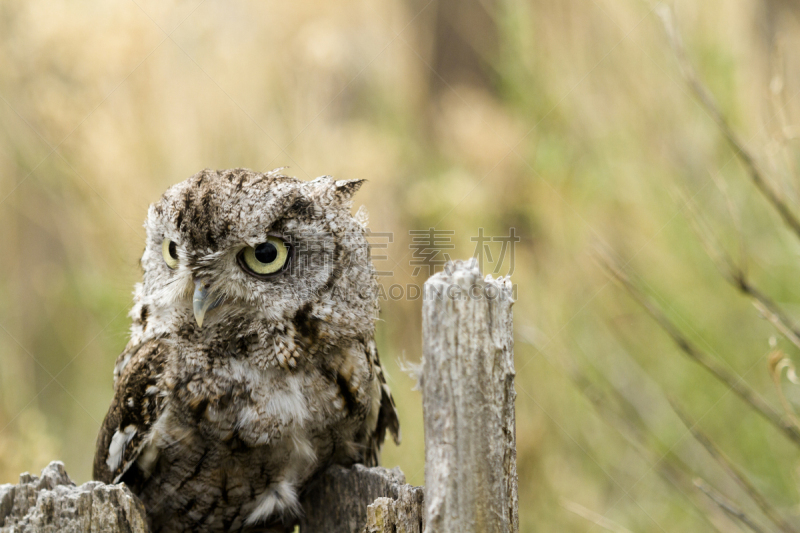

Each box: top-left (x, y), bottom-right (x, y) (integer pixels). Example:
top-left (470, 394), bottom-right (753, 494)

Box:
top-left (93, 168), bottom-right (400, 532)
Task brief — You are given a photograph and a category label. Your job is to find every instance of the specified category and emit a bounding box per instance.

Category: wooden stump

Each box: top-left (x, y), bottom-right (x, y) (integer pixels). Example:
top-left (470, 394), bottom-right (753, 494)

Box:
top-left (422, 259), bottom-right (519, 533)
top-left (299, 464), bottom-right (424, 533)
top-left (0, 461), bottom-right (148, 533)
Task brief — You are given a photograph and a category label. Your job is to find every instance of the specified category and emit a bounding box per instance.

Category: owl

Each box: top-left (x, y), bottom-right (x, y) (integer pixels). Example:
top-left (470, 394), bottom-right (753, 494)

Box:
top-left (93, 168), bottom-right (400, 532)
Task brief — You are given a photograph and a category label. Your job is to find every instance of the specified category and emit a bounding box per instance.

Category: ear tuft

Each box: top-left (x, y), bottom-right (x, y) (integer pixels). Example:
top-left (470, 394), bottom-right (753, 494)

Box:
top-left (308, 176), bottom-right (365, 206)
top-left (334, 179), bottom-right (365, 202)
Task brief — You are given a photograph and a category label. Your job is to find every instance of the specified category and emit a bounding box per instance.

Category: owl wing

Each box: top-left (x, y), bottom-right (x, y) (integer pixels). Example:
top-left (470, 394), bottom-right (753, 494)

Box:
top-left (363, 339), bottom-right (401, 466)
top-left (93, 339), bottom-right (168, 484)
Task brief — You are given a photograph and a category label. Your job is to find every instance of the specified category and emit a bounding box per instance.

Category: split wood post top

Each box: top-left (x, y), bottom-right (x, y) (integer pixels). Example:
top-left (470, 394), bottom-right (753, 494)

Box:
top-left (422, 259), bottom-right (519, 533)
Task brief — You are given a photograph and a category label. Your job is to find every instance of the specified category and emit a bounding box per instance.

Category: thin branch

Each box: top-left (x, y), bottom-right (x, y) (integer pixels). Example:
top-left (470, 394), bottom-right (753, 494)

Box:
top-left (561, 351), bottom-right (748, 533)
top-left (753, 299), bottom-right (800, 353)
top-left (656, 4), bottom-right (800, 240)
top-left (597, 250), bottom-right (800, 448)
top-left (693, 478), bottom-right (768, 533)
top-left (671, 400), bottom-right (798, 533)
top-left (734, 273), bottom-right (800, 353)
top-left (560, 499), bottom-right (634, 533)
top-left (678, 187), bottom-right (800, 351)
top-left (707, 170), bottom-right (747, 276)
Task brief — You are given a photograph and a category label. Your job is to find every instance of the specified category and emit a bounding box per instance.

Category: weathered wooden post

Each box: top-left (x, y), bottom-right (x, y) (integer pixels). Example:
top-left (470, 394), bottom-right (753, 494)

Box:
top-left (422, 259), bottom-right (519, 533)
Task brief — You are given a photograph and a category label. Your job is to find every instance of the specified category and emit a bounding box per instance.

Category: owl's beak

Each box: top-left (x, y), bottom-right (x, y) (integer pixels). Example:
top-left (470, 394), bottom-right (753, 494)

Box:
top-left (193, 278), bottom-right (222, 328)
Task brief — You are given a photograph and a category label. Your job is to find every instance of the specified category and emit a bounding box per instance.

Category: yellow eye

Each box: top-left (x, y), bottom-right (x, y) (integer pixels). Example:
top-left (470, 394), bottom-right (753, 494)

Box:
top-left (162, 239), bottom-right (179, 269)
top-left (238, 236), bottom-right (290, 277)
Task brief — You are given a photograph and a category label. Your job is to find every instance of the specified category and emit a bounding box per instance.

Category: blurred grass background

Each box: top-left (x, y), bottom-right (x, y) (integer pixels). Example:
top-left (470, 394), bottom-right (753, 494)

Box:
top-left (2, 0), bottom-right (800, 530)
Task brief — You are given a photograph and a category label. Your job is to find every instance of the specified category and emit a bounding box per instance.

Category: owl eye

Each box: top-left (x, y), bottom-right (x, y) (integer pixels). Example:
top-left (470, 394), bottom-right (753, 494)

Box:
top-left (238, 236), bottom-right (290, 277)
top-left (162, 239), bottom-right (179, 269)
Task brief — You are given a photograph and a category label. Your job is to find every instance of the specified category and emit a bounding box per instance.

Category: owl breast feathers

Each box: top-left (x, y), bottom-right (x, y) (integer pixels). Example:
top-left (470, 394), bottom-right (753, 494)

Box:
top-left (93, 169), bottom-right (400, 533)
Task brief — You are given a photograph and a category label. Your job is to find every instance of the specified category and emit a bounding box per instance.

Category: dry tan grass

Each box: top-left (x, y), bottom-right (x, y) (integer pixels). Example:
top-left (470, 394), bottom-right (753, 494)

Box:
top-left (2, 0), bottom-right (800, 530)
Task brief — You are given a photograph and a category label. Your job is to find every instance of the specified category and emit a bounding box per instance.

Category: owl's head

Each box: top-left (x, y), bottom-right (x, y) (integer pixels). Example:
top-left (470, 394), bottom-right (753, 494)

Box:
top-left (133, 168), bottom-right (378, 346)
